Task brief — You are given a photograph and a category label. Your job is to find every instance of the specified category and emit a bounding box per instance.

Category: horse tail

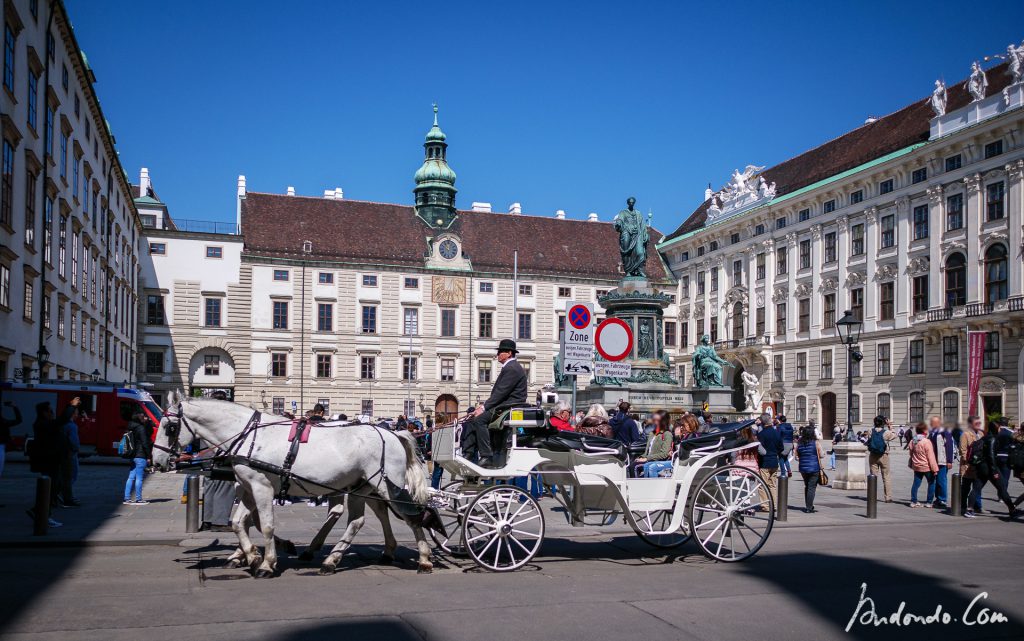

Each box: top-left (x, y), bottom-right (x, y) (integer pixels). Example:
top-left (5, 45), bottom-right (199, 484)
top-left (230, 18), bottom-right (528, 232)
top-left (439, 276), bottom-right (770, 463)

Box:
top-left (394, 431), bottom-right (429, 504)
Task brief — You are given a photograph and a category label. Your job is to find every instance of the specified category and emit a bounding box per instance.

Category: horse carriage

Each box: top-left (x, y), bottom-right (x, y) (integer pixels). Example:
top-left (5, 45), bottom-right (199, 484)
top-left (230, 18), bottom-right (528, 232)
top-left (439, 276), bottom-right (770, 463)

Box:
top-left (427, 408), bottom-right (776, 571)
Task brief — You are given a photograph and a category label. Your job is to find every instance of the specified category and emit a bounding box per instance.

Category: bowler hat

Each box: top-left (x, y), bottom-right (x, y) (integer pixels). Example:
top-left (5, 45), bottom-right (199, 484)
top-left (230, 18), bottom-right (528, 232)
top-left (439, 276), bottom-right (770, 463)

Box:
top-left (496, 339), bottom-right (518, 354)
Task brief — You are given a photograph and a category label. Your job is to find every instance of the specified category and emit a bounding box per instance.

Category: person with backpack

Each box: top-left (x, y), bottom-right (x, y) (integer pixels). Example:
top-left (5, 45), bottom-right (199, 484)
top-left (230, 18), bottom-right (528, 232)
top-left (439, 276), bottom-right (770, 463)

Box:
top-left (928, 416), bottom-right (954, 509)
top-left (122, 408), bottom-right (153, 505)
top-left (908, 423), bottom-right (939, 507)
top-left (793, 425), bottom-right (824, 513)
top-left (777, 415), bottom-right (794, 478)
top-left (959, 415), bottom-right (985, 516)
top-left (867, 415), bottom-right (896, 502)
top-left (964, 421), bottom-right (1018, 519)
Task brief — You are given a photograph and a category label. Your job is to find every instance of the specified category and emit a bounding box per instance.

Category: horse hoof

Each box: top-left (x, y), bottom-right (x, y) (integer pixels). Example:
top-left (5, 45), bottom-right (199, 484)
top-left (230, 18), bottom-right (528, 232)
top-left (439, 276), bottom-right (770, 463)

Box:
top-left (380, 553), bottom-right (394, 565)
top-left (248, 556), bottom-right (263, 571)
top-left (225, 558), bottom-right (243, 569)
top-left (417, 564), bottom-right (433, 574)
top-left (298, 551), bottom-right (314, 562)
top-left (318, 564), bottom-right (336, 576)
top-left (254, 569), bottom-right (275, 579)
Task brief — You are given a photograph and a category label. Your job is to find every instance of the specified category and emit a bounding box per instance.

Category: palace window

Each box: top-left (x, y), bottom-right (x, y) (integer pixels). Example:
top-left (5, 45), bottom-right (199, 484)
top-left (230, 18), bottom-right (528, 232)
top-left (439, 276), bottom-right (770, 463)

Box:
top-left (850, 189), bottom-right (864, 205)
top-left (877, 393), bottom-right (891, 420)
top-left (361, 305), bottom-right (376, 333)
top-left (851, 288), bottom-right (864, 321)
top-left (0, 138), bottom-right (12, 228)
top-left (879, 179), bottom-right (894, 195)
top-left (909, 339), bottom-right (925, 374)
top-left (318, 272), bottom-right (334, 284)
top-left (146, 295), bottom-right (165, 325)
top-left (983, 332), bottom-right (1000, 370)
top-left (880, 215), bottom-right (895, 248)
top-left (911, 275), bottom-right (928, 314)
top-left (776, 217), bottom-right (787, 229)
top-left (911, 167), bottom-right (927, 184)
top-left (318, 303), bottom-right (333, 332)
top-left (986, 182), bottom-right (1005, 221)
top-left (756, 307), bottom-right (765, 335)
top-left (149, 242), bottom-right (166, 255)
top-left (756, 253), bottom-right (765, 280)
top-left (710, 316), bottom-right (718, 343)
top-left (776, 247), bottom-right (787, 275)
top-left (799, 240), bottom-right (811, 269)
top-left (942, 336), bottom-right (959, 372)
top-left (478, 360), bottom-right (492, 383)
top-left (440, 358), bottom-right (455, 382)
top-left (272, 398), bottom-right (285, 415)
top-left (681, 275), bottom-right (690, 298)
top-left (985, 243), bottom-right (1008, 300)
top-left (273, 269), bottom-right (288, 281)
top-left (913, 205), bottom-right (928, 240)
top-left (697, 271), bottom-right (706, 296)
top-left (440, 309), bottom-right (456, 337)
top-left (879, 282), bottom-right (894, 321)
top-left (362, 275), bottom-right (378, 287)
top-left (404, 277), bottom-right (418, 289)
top-left (518, 284), bottom-right (532, 296)
top-left (478, 311), bottom-right (492, 338)
top-left (796, 352), bottom-right (807, 381)
top-left (732, 260), bottom-right (742, 285)
top-left (824, 232), bottom-right (836, 264)
top-left (850, 394), bottom-right (861, 423)
top-left (798, 298), bottom-right (810, 332)
top-left (361, 400), bottom-right (374, 416)
top-left (557, 286), bottom-right (572, 298)
top-left (146, 351), bottom-right (163, 374)
top-left (709, 240), bottom-right (719, 251)
top-left (909, 392), bottom-right (925, 424)
top-left (710, 270), bottom-right (718, 292)
top-left (204, 298), bottom-right (222, 327)
top-left (664, 321), bottom-right (676, 347)
top-left (942, 391), bottom-right (959, 424)
top-left (403, 308), bottom-right (419, 335)
top-left (204, 355), bottom-right (220, 376)
top-left (730, 232), bottom-right (740, 245)
top-left (823, 293), bottom-right (836, 329)
top-left (823, 199), bottom-right (836, 214)
top-left (984, 140), bottom-right (1003, 159)
top-left (273, 301), bottom-right (289, 329)
top-left (271, 353), bottom-right (287, 377)
top-left (795, 396), bottom-right (807, 422)
top-left (773, 355), bottom-right (784, 382)
top-left (360, 356), bottom-right (375, 380)
top-left (479, 281), bottom-right (493, 293)
top-left (798, 208), bottom-right (810, 222)
top-left (877, 343), bottom-right (891, 376)
top-left (946, 194), bottom-right (963, 230)
top-left (402, 356), bottom-right (417, 381)
top-left (944, 254), bottom-right (967, 308)
top-left (0, 264), bottom-right (8, 309)
top-left (945, 154), bottom-right (961, 172)
top-left (518, 313), bottom-right (532, 340)
top-left (821, 350), bottom-right (833, 379)
top-left (317, 354), bottom-right (332, 379)
top-left (851, 223), bottom-right (864, 256)
top-left (775, 302), bottom-right (787, 336)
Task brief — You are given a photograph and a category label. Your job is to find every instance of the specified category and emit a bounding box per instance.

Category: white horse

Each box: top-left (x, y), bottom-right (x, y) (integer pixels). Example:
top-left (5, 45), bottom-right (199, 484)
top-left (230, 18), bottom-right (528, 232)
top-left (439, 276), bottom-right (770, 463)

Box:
top-left (152, 391), bottom-right (436, 577)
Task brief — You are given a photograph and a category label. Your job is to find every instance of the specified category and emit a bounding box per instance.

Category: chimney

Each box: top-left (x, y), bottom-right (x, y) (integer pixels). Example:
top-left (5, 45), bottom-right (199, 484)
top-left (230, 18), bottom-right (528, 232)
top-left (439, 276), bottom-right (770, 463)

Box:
top-left (323, 189), bottom-right (334, 199)
top-left (237, 175), bottom-right (247, 198)
top-left (471, 202), bottom-right (492, 212)
top-left (587, 212), bottom-right (599, 222)
top-left (139, 168), bottom-right (151, 197)
top-left (555, 209), bottom-right (566, 219)
top-left (286, 186), bottom-right (295, 196)
top-left (236, 175), bottom-right (247, 230)
top-left (704, 183), bottom-right (713, 201)
top-left (509, 202), bottom-right (522, 215)
top-left (334, 187), bottom-right (343, 199)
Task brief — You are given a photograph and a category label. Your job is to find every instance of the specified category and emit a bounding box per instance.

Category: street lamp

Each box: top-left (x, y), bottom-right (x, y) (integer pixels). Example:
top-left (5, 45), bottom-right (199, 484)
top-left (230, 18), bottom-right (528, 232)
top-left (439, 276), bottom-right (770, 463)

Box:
top-left (834, 310), bottom-right (864, 442)
top-left (90, 369), bottom-right (102, 382)
top-left (36, 346), bottom-right (50, 379)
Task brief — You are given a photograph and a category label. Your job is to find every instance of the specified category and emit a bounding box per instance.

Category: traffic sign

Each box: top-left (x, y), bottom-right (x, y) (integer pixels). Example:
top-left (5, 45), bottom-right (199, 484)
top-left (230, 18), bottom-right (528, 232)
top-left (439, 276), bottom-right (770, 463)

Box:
top-left (561, 301), bottom-right (595, 376)
top-left (595, 361), bottom-right (632, 378)
top-left (595, 318), bottom-right (633, 361)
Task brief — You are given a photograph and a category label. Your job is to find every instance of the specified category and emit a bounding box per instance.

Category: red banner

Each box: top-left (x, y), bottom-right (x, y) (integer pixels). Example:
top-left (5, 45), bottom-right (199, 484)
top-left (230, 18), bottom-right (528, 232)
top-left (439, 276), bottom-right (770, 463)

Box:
top-left (967, 331), bottom-right (986, 416)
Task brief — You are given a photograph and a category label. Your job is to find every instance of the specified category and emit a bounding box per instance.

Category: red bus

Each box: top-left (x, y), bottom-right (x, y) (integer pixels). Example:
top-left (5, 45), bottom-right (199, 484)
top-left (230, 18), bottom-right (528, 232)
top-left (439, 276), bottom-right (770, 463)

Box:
top-left (0, 381), bottom-right (163, 457)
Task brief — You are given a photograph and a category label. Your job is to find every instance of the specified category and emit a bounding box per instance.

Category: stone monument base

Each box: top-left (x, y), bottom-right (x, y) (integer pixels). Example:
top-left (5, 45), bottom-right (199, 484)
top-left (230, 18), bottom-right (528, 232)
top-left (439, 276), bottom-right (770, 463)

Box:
top-left (576, 384), bottom-right (741, 416)
top-left (831, 442), bottom-right (868, 490)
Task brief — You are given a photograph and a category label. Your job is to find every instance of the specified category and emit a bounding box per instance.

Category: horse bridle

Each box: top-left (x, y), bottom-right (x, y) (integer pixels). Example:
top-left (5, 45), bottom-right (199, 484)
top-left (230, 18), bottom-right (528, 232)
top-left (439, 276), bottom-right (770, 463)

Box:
top-left (152, 402), bottom-right (198, 457)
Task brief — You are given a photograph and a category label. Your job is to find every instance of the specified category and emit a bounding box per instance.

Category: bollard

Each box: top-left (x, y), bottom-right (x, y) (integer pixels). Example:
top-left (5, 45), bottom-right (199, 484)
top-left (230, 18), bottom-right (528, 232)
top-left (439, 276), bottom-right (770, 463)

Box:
top-left (776, 474), bottom-right (788, 522)
top-left (33, 476), bottom-right (51, 536)
top-left (185, 475), bottom-right (200, 533)
top-left (866, 474), bottom-right (878, 519)
top-left (950, 473), bottom-right (962, 517)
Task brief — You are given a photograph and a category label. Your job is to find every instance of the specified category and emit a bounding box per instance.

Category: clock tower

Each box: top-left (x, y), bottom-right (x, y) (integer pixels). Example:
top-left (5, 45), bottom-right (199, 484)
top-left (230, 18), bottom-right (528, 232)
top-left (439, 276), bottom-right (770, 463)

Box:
top-left (413, 105), bottom-right (458, 229)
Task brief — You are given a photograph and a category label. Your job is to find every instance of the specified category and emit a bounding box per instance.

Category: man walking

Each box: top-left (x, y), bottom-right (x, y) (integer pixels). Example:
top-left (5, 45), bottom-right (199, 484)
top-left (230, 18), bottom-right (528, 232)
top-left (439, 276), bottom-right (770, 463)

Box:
top-left (867, 415), bottom-right (896, 503)
top-left (756, 413), bottom-right (784, 510)
top-left (928, 416), bottom-right (954, 509)
top-left (777, 415), bottom-right (794, 478)
top-left (959, 416), bottom-right (985, 516)
top-left (461, 339), bottom-right (527, 468)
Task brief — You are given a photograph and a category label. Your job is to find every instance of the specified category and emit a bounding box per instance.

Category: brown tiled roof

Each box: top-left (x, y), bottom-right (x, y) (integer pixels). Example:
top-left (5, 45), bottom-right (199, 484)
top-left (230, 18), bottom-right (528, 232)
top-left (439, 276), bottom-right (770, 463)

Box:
top-left (664, 61), bottom-right (1014, 242)
top-left (240, 193), bottom-right (669, 281)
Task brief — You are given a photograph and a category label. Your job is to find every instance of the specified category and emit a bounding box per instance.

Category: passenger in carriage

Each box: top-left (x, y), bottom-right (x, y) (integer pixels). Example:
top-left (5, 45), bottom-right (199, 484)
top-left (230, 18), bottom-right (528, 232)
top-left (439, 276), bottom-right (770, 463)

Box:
top-left (610, 401), bottom-right (642, 446)
top-left (731, 424), bottom-right (760, 474)
top-left (577, 404), bottom-right (614, 439)
top-left (635, 410), bottom-right (673, 478)
top-left (309, 404), bottom-right (327, 423)
top-left (549, 401), bottom-right (573, 431)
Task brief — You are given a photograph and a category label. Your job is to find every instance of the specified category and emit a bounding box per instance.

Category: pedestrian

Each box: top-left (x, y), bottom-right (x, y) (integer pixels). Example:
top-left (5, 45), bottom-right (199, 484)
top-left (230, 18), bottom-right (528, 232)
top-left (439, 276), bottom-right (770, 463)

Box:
top-left (577, 404), bottom-right (613, 439)
top-left (777, 415), bottom-right (794, 479)
top-left (549, 401), bottom-right (573, 431)
top-left (610, 401), bottom-right (642, 445)
top-left (26, 397), bottom-right (80, 528)
top-left (867, 415), bottom-right (896, 503)
top-left (1011, 423), bottom-right (1024, 508)
top-left (756, 413), bottom-right (784, 510)
top-left (908, 423), bottom-right (938, 508)
top-left (635, 410), bottom-right (673, 477)
top-left (829, 429), bottom-right (841, 470)
top-left (959, 415), bottom-right (985, 515)
top-left (396, 414), bottom-right (408, 432)
top-left (0, 401), bottom-right (22, 478)
top-left (731, 425), bottom-right (760, 474)
top-left (123, 408), bottom-right (154, 505)
top-left (793, 425), bottom-right (824, 513)
top-left (809, 419), bottom-right (822, 442)
top-left (994, 417), bottom-right (1014, 491)
top-left (963, 421), bottom-right (1018, 518)
top-left (928, 416), bottom-right (954, 509)
top-left (60, 407), bottom-right (82, 507)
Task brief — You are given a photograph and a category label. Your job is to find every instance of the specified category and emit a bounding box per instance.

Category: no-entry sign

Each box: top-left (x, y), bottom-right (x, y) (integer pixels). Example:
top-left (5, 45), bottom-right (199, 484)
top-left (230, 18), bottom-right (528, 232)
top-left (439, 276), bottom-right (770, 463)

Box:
top-left (595, 318), bottom-right (633, 362)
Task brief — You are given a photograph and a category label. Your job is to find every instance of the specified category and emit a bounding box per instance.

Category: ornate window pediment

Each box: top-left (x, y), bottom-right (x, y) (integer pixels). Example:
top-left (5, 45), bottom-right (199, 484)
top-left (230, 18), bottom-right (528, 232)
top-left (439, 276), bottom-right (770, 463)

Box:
top-left (846, 271), bottom-right (867, 287)
top-left (874, 264), bottom-right (898, 282)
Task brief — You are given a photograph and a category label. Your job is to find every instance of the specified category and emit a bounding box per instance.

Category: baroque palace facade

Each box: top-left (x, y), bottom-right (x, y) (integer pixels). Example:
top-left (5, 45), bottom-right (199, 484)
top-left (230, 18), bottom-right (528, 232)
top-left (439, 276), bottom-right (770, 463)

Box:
top-left (658, 57), bottom-right (1024, 435)
top-left (0, 0), bottom-right (142, 384)
top-left (135, 112), bottom-right (678, 419)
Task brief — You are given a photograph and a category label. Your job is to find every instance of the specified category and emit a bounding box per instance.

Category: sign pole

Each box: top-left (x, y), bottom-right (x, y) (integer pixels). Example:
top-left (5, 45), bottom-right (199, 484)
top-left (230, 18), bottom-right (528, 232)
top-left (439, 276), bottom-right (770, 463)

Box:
top-left (571, 376), bottom-right (577, 419)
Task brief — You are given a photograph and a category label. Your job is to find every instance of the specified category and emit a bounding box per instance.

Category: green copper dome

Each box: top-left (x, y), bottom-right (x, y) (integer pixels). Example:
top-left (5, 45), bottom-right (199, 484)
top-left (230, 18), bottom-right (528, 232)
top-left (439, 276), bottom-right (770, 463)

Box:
top-left (414, 105), bottom-right (458, 229)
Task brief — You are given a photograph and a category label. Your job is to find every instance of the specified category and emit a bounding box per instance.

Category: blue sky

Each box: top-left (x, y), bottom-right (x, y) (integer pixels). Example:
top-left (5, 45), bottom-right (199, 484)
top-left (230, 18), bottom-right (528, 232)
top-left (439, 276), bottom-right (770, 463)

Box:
top-left (69, 0), bottom-right (1023, 232)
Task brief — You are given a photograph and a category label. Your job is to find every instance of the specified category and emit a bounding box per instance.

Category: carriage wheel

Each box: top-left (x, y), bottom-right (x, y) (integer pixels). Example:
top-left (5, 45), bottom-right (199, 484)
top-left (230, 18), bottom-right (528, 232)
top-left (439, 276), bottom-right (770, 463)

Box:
top-left (462, 485), bottom-right (545, 572)
top-left (630, 509), bottom-right (691, 548)
top-left (688, 465), bottom-right (774, 562)
top-left (429, 480), bottom-right (466, 554)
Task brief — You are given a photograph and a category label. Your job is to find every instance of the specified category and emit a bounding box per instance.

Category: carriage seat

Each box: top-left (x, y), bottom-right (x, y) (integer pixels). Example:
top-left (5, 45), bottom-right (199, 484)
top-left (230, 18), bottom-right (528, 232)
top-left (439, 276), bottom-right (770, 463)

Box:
top-left (533, 431), bottom-right (628, 462)
top-left (676, 421), bottom-right (753, 455)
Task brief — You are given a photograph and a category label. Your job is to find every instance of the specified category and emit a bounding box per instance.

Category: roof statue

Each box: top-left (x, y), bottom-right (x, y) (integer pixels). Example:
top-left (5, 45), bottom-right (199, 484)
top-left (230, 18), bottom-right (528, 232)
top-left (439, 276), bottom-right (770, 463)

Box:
top-left (930, 79), bottom-right (947, 117)
top-left (704, 165), bottom-right (776, 224)
top-left (1007, 43), bottom-right (1024, 85)
top-left (613, 197), bottom-right (649, 278)
top-left (969, 61), bottom-right (988, 103)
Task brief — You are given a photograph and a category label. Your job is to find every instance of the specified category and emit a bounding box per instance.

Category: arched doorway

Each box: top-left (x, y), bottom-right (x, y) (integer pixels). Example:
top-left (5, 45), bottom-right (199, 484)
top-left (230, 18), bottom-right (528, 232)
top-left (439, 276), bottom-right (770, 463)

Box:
top-left (820, 392), bottom-right (837, 438)
top-left (434, 394), bottom-right (459, 425)
top-left (188, 347), bottom-right (235, 400)
top-left (732, 366), bottom-right (746, 412)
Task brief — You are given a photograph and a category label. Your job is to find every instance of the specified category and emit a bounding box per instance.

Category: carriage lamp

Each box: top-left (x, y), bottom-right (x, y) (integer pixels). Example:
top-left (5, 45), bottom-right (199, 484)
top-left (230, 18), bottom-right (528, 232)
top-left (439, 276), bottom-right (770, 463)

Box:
top-left (834, 310), bottom-right (863, 442)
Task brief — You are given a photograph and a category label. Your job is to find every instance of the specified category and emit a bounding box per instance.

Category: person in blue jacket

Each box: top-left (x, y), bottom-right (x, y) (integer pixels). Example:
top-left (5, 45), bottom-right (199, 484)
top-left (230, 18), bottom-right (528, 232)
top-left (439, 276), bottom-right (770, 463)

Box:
top-left (756, 414), bottom-right (785, 510)
top-left (610, 400), bottom-right (642, 445)
top-left (776, 415), bottom-right (795, 478)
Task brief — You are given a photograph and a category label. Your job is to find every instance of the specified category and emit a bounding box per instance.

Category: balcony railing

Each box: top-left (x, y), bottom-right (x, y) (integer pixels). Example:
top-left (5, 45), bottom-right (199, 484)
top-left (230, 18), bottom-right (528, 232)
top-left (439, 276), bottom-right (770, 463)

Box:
top-left (925, 296), bottom-right (1024, 322)
top-left (714, 336), bottom-right (771, 351)
top-left (172, 219), bottom-right (240, 235)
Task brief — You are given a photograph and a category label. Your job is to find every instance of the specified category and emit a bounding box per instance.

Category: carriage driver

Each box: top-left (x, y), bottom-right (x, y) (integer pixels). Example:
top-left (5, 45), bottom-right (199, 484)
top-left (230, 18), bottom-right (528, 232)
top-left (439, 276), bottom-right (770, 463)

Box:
top-left (461, 339), bottom-right (528, 468)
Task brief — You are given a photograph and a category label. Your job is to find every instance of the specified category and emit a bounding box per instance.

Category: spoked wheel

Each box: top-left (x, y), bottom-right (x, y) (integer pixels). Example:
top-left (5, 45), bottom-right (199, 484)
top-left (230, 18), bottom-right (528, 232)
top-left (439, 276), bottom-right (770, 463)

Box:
top-left (462, 485), bottom-right (545, 571)
top-left (688, 465), bottom-right (774, 562)
top-left (429, 480), bottom-right (466, 554)
top-left (631, 509), bottom-right (691, 548)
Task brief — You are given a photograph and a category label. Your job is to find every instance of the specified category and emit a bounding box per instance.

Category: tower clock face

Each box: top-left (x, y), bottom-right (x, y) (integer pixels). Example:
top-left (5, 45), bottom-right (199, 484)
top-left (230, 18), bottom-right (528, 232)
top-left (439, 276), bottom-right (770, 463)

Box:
top-left (439, 239), bottom-right (458, 260)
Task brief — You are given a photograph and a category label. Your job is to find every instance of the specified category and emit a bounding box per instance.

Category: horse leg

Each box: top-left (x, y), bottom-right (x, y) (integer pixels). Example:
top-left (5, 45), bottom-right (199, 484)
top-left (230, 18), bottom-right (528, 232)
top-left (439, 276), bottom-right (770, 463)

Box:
top-left (224, 502), bottom-right (251, 569)
top-left (231, 487), bottom-right (262, 570)
top-left (408, 523), bottom-right (433, 574)
top-left (246, 476), bottom-right (278, 578)
top-left (300, 497), bottom-right (345, 562)
top-left (366, 497), bottom-right (398, 564)
top-left (320, 496), bottom-right (366, 575)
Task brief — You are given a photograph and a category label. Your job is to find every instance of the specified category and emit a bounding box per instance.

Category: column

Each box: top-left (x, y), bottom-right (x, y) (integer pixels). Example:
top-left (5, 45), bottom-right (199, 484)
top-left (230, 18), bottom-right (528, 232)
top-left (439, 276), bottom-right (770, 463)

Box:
top-left (964, 173), bottom-right (983, 304)
top-left (927, 185), bottom-right (945, 310)
top-left (809, 224), bottom-right (822, 339)
top-left (714, 256), bottom-right (725, 340)
top-left (864, 207), bottom-right (878, 332)
top-left (895, 196), bottom-right (911, 322)
top-left (785, 232), bottom-right (797, 336)
top-left (763, 238), bottom-right (776, 341)
top-left (747, 245), bottom-right (758, 339)
top-left (1005, 160), bottom-right (1024, 298)
top-left (835, 216), bottom-right (849, 315)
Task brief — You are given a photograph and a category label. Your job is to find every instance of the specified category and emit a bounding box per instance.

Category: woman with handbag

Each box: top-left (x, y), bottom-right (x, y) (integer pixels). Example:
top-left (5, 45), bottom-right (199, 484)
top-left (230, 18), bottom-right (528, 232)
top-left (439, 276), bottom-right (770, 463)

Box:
top-left (794, 425), bottom-right (824, 513)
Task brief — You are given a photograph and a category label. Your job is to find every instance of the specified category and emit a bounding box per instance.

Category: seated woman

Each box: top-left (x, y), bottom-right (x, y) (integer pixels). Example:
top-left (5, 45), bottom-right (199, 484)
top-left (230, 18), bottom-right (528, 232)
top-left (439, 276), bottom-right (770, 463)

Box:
top-left (549, 401), bottom-right (573, 431)
top-left (636, 410), bottom-right (673, 478)
top-left (577, 403), bottom-right (614, 439)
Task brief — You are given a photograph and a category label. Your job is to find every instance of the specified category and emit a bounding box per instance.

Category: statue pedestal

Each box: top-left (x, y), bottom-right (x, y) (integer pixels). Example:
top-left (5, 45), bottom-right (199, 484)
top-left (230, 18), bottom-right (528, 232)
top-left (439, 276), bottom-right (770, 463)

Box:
top-left (831, 442), bottom-right (868, 490)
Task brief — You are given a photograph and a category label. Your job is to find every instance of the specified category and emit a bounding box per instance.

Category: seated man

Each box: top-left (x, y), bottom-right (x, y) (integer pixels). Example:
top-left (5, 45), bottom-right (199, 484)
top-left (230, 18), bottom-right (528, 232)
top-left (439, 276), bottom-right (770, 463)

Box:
top-left (461, 339), bottom-right (528, 468)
